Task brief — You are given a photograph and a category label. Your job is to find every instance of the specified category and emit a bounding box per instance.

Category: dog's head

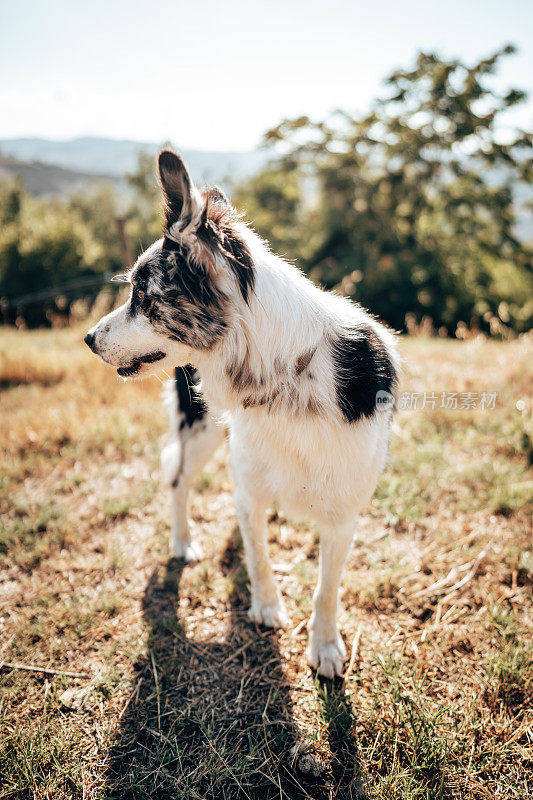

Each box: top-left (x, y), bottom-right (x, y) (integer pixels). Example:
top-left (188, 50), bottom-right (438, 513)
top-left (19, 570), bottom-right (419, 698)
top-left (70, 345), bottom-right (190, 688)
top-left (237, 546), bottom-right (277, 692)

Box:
top-left (84, 150), bottom-right (255, 378)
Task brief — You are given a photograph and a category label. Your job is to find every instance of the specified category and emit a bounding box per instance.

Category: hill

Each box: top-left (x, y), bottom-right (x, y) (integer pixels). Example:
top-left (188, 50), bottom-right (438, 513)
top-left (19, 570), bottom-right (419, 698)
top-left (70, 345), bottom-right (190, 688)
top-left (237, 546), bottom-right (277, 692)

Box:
top-left (0, 136), bottom-right (268, 185)
top-left (0, 152), bottom-right (119, 197)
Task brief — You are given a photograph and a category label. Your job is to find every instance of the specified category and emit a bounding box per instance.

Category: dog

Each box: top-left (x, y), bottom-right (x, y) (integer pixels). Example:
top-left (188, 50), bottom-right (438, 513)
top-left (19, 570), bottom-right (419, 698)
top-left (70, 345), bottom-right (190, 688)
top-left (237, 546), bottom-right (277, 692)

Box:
top-left (84, 150), bottom-right (398, 677)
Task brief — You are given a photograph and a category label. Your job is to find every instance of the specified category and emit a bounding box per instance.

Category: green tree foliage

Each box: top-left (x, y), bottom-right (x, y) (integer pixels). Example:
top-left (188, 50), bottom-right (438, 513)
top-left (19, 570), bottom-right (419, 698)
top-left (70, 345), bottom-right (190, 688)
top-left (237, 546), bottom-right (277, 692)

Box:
top-left (125, 150), bottom-right (163, 249)
top-left (0, 156), bottom-right (167, 326)
top-left (233, 161), bottom-right (308, 262)
top-left (239, 46), bottom-right (533, 334)
top-left (68, 183), bottom-right (124, 269)
top-left (0, 180), bottom-right (124, 325)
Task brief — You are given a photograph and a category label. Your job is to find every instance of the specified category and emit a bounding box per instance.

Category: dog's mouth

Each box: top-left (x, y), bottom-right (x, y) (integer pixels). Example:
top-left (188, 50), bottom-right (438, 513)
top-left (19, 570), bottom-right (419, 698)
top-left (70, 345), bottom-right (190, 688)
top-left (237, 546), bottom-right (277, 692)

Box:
top-left (117, 351), bottom-right (166, 377)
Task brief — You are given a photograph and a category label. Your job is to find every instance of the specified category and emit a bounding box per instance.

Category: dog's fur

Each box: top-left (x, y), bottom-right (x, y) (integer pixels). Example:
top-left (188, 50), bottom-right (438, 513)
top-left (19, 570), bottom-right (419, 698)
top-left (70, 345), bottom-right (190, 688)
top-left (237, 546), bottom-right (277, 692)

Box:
top-left (85, 151), bottom-right (398, 677)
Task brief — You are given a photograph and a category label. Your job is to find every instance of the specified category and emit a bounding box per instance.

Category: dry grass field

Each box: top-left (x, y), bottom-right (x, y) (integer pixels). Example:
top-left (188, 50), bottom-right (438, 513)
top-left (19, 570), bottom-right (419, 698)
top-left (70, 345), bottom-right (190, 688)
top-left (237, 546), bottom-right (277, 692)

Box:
top-left (0, 325), bottom-right (532, 799)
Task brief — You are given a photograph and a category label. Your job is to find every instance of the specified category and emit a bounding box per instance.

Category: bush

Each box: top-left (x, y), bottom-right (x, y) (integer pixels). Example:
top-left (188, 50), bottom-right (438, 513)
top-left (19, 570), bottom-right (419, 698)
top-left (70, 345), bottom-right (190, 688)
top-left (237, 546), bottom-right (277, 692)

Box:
top-left (0, 180), bottom-right (122, 326)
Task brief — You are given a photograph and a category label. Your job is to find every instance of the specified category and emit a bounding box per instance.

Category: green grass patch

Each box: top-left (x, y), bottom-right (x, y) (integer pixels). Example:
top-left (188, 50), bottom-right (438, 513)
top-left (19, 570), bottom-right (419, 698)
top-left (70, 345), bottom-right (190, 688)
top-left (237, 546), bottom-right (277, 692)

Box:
top-left (0, 725), bottom-right (83, 800)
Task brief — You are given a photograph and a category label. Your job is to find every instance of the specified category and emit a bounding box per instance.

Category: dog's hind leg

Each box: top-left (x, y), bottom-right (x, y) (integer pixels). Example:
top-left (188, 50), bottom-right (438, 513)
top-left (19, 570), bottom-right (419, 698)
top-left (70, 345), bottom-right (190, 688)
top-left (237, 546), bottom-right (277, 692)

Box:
top-left (161, 367), bottom-right (224, 562)
top-left (307, 518), bottom-right (356, 678)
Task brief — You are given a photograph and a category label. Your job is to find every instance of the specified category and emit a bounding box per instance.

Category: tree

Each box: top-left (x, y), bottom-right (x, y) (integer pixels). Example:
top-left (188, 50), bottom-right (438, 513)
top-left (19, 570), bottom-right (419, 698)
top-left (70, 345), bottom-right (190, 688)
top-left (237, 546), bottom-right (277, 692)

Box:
top-left (248, 45), bottom-right (533, 334)
top-left (0, 182), bottom-right (120, 326)
top-left (125, 150), bottom-right (166, 250)
top-left (233, 160), bottom-right (309, 262)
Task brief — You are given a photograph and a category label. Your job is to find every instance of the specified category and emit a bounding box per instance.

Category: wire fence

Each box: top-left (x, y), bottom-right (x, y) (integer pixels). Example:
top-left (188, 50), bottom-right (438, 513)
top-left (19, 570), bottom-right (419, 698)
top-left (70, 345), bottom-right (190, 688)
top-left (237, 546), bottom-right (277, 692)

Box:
top-left (1, 273), bottom-right (115, 311)
top-left (0, 272), bottom-right (121, 329)
top-left (1, 272), bottom-right (113, 308)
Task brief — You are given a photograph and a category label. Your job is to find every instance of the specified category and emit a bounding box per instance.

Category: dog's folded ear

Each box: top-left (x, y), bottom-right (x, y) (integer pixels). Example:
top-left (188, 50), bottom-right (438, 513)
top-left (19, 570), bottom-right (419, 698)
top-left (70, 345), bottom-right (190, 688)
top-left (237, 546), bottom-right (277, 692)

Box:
top-left (158, 150), bottom-right (203, 235)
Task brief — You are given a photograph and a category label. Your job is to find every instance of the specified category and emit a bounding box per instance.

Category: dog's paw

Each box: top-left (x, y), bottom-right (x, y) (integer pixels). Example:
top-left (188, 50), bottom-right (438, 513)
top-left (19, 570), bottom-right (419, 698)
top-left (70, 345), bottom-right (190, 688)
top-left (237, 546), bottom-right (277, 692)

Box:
top-left (307, 633), bottom-right (347, 679)
top-left (248, 598), bottom-right (289, 629)
top-left (172, 540), bottom-right (203, 563)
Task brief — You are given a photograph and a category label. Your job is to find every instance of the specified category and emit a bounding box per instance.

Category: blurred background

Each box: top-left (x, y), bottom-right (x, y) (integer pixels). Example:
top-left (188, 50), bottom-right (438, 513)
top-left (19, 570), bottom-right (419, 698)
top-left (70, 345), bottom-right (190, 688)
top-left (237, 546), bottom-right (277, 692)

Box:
top-left (1, 5), bottom-right (533, 797)
top-left (1, 0), bottom-right (532, 336)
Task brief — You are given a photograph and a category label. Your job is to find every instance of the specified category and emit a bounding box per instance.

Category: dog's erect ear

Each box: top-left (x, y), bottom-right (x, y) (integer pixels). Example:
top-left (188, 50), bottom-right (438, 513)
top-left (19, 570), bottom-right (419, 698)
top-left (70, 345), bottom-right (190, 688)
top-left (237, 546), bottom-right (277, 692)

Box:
top-left (158, 150), bottom-right (203, 234)
top-left (206, 185), bottom-right (230, 206)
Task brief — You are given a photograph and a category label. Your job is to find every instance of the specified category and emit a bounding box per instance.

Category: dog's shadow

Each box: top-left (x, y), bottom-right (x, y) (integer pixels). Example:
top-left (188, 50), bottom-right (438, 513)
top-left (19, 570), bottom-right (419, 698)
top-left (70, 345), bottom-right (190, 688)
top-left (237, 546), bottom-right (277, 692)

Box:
top-left (102, 532), bottom-right (344, 799)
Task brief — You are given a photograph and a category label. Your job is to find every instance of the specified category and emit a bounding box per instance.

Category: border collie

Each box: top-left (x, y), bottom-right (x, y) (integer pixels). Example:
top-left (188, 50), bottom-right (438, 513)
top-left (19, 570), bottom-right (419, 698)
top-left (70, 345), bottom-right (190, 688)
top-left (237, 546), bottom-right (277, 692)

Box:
top-left (85, 151), bottom-right (398, 677)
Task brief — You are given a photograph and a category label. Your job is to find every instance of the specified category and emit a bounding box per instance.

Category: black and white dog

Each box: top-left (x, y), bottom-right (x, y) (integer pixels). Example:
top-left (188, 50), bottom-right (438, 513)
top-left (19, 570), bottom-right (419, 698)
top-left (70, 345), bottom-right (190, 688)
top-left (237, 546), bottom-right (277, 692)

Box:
top-left (85, 151), bottom-right (398, 677)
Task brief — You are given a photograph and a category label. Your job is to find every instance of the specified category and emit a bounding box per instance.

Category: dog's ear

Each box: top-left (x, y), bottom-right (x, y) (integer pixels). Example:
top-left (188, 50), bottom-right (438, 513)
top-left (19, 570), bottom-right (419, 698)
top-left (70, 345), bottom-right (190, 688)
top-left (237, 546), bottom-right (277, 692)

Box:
top-left (206, 185), bottom-right (230, 206)
top-left (158, 150), bottom-right (203, 234)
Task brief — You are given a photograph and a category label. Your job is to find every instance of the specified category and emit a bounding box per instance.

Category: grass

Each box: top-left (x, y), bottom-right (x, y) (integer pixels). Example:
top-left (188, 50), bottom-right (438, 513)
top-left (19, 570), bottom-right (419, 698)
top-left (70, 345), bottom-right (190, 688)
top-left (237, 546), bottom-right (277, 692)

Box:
top-left (0, 727), bottom-right (83, 799)
top-left (0, 324), bottom-right (531, 799)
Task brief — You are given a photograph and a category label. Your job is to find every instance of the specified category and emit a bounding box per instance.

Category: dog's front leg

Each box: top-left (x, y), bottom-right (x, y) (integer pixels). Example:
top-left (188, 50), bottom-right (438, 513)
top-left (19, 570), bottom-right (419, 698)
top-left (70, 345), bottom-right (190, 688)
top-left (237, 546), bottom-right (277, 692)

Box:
top-left (307, 519), bottom-right (355, 678)
top-left (234, 485), bottom-right (288, 629)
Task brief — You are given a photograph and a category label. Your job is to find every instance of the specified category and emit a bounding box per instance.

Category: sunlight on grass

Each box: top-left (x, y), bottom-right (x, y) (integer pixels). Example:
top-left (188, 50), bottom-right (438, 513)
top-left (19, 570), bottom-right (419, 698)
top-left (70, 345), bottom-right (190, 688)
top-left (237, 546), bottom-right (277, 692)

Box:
top-left (0, 327), bottom-right (531, 799)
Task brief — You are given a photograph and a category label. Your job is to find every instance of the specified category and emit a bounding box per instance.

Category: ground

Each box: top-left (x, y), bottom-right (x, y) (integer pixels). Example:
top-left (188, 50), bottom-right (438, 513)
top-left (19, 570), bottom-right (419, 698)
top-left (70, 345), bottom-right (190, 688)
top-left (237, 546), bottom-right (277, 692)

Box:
top-left (0, 326), bottom-right (531, 800)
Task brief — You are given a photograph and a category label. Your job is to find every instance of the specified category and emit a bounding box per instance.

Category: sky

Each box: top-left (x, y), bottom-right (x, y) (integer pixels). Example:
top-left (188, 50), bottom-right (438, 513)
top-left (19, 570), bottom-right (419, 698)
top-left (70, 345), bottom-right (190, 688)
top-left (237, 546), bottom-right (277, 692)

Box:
top-left (1, 0), bottom-right (532, 151)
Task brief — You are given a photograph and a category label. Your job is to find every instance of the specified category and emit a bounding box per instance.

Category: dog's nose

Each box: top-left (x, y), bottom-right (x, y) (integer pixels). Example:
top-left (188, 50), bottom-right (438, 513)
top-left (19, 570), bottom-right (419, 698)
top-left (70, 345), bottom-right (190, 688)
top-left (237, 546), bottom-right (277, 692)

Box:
top-left (84, 332), bottom-right (96, 351)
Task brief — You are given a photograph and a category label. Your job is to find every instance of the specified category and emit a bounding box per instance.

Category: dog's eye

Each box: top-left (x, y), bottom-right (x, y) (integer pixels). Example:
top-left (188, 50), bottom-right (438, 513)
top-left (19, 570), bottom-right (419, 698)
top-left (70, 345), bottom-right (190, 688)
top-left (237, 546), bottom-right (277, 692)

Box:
top-left (134, 288), bottom-right (145, 300)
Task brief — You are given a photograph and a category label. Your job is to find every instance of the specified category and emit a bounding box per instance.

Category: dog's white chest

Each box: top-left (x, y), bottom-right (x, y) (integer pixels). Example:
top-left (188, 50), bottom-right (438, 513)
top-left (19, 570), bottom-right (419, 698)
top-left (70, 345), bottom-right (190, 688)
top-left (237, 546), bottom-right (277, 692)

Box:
top-left (228, 409), bottom-right (389, 523)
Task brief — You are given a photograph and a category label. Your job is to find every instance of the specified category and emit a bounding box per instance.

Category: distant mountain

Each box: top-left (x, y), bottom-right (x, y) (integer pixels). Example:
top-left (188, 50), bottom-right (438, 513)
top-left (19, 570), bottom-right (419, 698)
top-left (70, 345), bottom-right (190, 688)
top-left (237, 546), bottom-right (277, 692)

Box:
top-left (0, 137), bottom-right (268, 185)
top-left (0, 152), bottom-right (120, 197)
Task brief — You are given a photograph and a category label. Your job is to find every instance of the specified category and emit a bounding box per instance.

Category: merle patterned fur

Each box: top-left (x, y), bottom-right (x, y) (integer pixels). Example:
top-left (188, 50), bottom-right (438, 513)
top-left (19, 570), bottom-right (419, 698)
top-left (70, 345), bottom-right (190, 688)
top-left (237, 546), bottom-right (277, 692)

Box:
top-left (127, 240), bottom-right (226, 350)
top-left (126, 196), bottom-right (255, 351)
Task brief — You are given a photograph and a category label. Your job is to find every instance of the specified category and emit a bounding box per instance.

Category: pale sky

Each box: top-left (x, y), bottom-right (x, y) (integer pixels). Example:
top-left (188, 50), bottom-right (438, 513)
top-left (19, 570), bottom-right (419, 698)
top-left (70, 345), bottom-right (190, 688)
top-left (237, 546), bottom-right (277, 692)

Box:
top-left (1, 0), bottom-right (532, 150)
